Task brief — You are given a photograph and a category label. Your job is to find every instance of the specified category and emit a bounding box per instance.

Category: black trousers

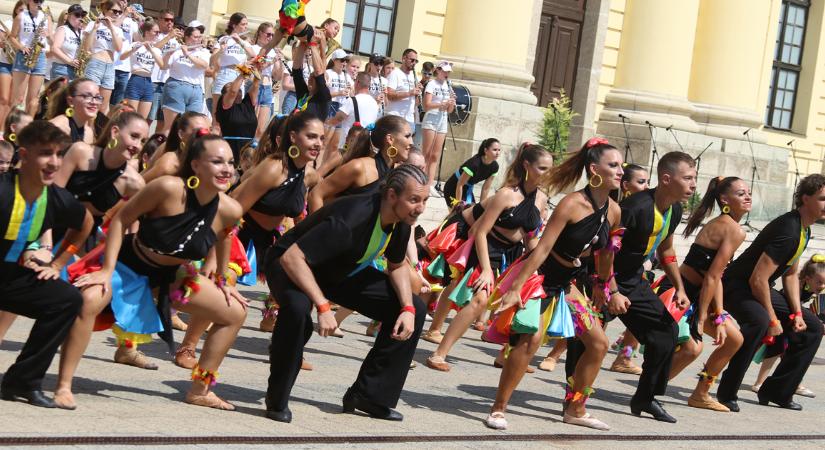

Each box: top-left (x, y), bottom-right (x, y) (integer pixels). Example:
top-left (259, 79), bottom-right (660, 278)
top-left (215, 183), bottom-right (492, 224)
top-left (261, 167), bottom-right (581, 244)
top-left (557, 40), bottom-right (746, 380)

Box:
top-left (0, 266), bottom-right (82, 391)
top-left (718, 280), bottom-right (824, 404)
top-left (264, 260), bottom-right (426, 411)
top-left (617, 279), bottom-right (678, 404)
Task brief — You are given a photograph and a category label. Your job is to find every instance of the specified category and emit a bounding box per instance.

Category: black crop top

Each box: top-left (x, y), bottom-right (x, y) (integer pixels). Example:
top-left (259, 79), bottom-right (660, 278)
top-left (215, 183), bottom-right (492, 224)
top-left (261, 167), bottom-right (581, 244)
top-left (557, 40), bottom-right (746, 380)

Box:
top-left (65, 152), bottom-right (126, 214)
top-left (683, 243), bottom-right (718, 273)
top-left (137, 188), bottom-right (219, 261)
top-left (250, 158), bottom-right (307, 218)
top-left (552, 187), bottom-right (609, 261)
top-left (471, 183), bottom-right (542, 233)
top-left (68, 117), bottom-right (85, 143)
top-left (340, 154), bottom-right (390, 197)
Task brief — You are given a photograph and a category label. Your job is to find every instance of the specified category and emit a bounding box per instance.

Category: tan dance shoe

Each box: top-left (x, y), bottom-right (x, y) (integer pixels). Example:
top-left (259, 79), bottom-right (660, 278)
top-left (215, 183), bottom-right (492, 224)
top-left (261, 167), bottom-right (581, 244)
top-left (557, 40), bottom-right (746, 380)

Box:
top-left (687, 395), bottom-right (730, 412)
top-left (538, 356), bottom-right (558, 372)
top-left (563, 412), bottom-right (610, 430)
top-left (114, 346), bottom-right (159, 370)
top-left (185, 391), bottom-right (235, 411)
top-left (174, 346), bottom-right (197, 370)
top-left (421, 330), bottom-right (444, 344)
top-left (610, 356), bottom-right (643, 375)
top-left (426, 355), bottom-right (451, 372)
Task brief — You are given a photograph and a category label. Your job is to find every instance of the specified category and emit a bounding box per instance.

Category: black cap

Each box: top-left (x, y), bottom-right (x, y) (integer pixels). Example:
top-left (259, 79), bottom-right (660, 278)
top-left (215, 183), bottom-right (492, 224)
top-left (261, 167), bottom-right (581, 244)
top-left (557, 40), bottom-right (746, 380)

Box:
top-left (173, 17), bottom-right (187, 29)
top-left (369, 54), bottom-right (386, 66)
top-left (67, 4), bottom-right (86, 16)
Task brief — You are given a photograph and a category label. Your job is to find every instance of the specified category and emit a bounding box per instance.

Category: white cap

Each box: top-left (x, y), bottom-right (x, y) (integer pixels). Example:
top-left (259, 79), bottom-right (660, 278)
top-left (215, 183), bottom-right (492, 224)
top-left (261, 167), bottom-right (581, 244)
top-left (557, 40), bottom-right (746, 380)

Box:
top-left (330, 48), bottom-right (349, 60)
top-left (188, 20), bottom-right (205, 30)
top-left (436, 60), bottom-right (453, 72)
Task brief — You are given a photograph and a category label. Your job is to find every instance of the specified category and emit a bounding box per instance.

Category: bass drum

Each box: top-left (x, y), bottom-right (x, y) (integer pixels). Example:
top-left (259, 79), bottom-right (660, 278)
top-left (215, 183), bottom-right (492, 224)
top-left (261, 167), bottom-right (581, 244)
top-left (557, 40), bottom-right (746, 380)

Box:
top-left (448, 84), bottom-right (472, 125)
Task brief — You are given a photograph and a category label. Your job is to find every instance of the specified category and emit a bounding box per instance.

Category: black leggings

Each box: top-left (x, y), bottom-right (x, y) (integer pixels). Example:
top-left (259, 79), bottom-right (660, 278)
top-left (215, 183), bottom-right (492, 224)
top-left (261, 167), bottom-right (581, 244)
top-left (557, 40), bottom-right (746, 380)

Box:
top-left (264, 260), bottom-right (426, 412)
top-left (718, 279), bottom-right (823, 404)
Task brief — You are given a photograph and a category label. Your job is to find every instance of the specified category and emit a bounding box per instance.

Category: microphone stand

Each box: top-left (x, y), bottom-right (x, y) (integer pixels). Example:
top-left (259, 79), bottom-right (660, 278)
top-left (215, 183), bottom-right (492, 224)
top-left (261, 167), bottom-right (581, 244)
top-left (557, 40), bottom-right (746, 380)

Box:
top-left (434, 79), bottom-right (461, 196)
top-left (619, 114), bottom-right (633, 163)
top-left (551, 104), bottom-right (561, 154)
top-left (666, 125), bottom-right (685, 152)
top-left (742, 129), bottom-right (761, 232)
top-left (645, 121), bottom-right (659, 175)
top-left (693, 142), bottom-right (712, 179)
top-left (788, 140), bottom-right (801, 210)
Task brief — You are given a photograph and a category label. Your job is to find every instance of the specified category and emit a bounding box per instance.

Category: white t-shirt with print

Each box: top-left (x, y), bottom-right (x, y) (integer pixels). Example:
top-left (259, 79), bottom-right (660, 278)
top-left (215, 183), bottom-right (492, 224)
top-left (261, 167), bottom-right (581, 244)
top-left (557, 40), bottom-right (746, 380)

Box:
top-left (114, 17), bottom-right (139, 71)
top-left (217, 35), bottom-right (248, 67)
top-left (368, 75), bottom-right (388, 101)
top-left (385, 68), bottom-right (416, 123)
top-left (84, 21), bottom-right (124, 55)
top-left (127, 42), bottom-right (159, 75)
top-left (326, 69), bottom-right (352, 104)
top-left (424, 79), bottom-right (451, 114)
top-left (151, 32), bottom-right (180, 83)
top-left (168, 47), bottom-right (210, 85)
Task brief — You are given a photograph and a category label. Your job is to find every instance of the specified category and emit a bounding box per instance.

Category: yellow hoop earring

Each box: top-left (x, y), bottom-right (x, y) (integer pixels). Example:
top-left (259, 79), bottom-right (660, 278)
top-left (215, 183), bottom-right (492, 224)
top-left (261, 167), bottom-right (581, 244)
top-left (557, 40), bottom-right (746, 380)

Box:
top-left (7, 133), bottom-right (15, 143)
top-left (722, 205), bottom-right (730, 214)
top-left (186, 176), bottom-right (200, 189)
top-left (624, 191), bottom-right (631, 198)
top-left (65, 107), bottom-right (74, 118)
top-left (525, 171), bottom-right (529, 182)
top-left (288, 145), bottom-right (300, 159)
top-left (180, 142), bottom-right (186, 151)
top-left (589, 173), bottom-right (603, 188)
top-left (386, 146), bottom-right (398, 159)
top-left (107, 137), bottom-right (118, 149)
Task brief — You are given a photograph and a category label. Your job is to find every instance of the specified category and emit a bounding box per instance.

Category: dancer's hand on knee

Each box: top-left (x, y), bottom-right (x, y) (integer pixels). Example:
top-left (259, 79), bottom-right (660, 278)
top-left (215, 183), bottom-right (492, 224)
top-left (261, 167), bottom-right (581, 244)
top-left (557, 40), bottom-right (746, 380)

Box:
top-left (792, 314), bottom-right (807, 333)
top-left (32, 264), bottom-right (61, 281)
top-left (392, 310), bottom-right (415, 341)
top-left (473, 269), bottom-right (494, 294)
top-left (494, 290), bottom-right (523, 314)
top-left (768, 321), bottom-right (783, 337)
top-left (74, 269), bottom-right (112, 294)
top-left (221, 285), bottom-right (248, 310)
top-left (608, 293), bottom-right (630, 315)
top-left (713, 323), bottom-right (726, 346)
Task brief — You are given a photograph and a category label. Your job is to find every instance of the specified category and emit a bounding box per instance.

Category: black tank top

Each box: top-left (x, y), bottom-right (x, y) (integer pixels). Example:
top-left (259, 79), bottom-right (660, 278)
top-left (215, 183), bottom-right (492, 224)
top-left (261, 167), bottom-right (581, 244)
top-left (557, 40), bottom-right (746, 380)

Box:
top-left (340, 155), bottom-right (390, 197)
top-left (250, 158), bottom-right (307, 218)
top-left (68, 117), bottom-right (85, 143)
top-left (552, 187), bottom-right (609, 261)
top-left (137, 187), bottom-right (219, 261)
top-left (683, 243), bottom-right (718, 273)
top-left (471, 183), bottom-right (542, 233)
top-left (65, 150), bottom-right (126, 214)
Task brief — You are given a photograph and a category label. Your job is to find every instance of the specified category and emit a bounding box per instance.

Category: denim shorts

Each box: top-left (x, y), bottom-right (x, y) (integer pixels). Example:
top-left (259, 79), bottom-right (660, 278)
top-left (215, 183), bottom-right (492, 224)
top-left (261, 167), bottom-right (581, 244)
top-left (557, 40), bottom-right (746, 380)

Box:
top-left (12, 50), bottom-right (46, 76)
top-left (83, 58), bottom-right (116, 90)
top-left (110, 70), bottom-right (131, 105)
top-left (149, 82), bottom-right (164, 120)
top-left (258, 84), bottom-right (274, 107)
top-left (212, 66), bottom-right (239, 95)
top-left (124, 75), bottom-right (154, 102)
top-left (0, 62), bottom-right (12, 75)
top-left (422, 111), bottom-right (448, 133)
top-left (281, 90), bottom-right (297, 114)
top-left (50, 62), bottom-right (76, 81)
top-left (162, 78), bottom-right (204, 114)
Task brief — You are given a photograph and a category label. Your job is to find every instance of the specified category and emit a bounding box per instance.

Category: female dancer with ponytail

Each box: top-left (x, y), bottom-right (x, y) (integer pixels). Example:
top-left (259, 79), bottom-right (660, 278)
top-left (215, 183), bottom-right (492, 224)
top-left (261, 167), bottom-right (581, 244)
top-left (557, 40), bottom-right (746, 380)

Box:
top-left (485, 138), bottom-right (622, 430)
top-left (654, 177), bottom-right (748, 412)
top-left (75, 133), bottom-right (247, 411)
top-left (47, 78), bottom-right (100, 145)
top-left (425, 144), bottom-right (549, 372)
top-left (141, 112), bottom-right (209, 182)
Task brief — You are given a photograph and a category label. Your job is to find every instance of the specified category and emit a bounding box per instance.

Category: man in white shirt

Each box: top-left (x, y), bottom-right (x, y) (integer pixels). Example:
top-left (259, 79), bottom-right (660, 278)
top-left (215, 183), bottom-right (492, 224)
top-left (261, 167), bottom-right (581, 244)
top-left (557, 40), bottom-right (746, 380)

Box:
top-left (386, 49), bottom-right (422, 142)
top-left (329, 72), bottom-right (378, 148)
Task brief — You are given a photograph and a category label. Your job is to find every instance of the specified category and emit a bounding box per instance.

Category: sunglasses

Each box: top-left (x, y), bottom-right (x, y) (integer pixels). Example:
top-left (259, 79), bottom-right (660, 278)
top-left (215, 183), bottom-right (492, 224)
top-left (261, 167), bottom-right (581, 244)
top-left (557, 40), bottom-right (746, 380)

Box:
top-left (110, 9), bottom-right (123, 15)
top-left (161, 17), bottom-right (175, 22)
top-left (264, 32), bottom-right (274, 37)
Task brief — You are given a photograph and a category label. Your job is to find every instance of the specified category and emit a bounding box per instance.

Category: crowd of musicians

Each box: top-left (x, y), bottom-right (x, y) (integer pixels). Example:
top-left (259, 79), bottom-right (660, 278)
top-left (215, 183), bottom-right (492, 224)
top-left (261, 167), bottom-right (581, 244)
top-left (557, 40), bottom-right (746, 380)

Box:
top-left (0, 0), bottom-right (823, 432)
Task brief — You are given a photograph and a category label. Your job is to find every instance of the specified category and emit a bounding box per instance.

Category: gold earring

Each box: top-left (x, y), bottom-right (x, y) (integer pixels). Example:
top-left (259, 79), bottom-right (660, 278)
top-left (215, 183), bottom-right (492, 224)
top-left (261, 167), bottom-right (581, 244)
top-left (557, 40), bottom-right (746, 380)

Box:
top-left (186, 176), bottom-right (200, 189)
top-left (722, 205), bottom-right (730, 214)
top-left (107, 137), bottom-right (118, 149)
top-left (180, 142), bottom-right (186, 151)
top-left (624, 191), bottom-right (631, 198)
top-left (288, 145), bottom-right (300, 159)
top-left (65, 107), bottom-right (75, 118)
top-left (525, 170), bottom-right (529, 182)
top-left (386, 146), bottom-right (398, 158)
top-left (7, 133), bottom-right (16, 143)
top-left (589, 173), bottom-right (603, 188)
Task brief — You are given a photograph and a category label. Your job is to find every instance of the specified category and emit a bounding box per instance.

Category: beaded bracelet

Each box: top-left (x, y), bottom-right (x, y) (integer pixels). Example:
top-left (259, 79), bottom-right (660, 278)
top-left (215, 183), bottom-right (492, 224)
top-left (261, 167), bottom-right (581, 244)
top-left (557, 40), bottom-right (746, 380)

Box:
top-left (592, 272), bottom-right (615, 303)
top-left (713, 312), bottom-right (731, 325)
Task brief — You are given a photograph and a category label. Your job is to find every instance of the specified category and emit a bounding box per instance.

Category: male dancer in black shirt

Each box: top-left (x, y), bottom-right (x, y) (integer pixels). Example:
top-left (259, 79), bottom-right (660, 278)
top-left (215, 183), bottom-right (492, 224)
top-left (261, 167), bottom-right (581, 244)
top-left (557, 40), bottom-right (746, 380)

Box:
top-left (0, 121), bottom-right (93, 408)
top-left (264, 165), bottom-right (428, 423)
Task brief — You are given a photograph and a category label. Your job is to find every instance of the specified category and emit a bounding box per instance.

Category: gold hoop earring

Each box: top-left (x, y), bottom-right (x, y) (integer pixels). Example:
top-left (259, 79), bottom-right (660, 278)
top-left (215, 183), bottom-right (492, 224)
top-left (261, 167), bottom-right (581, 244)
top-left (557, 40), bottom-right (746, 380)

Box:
top-left (525, 170), bottom-right (529, 182)
top-left (65, 107), bottom-right (75, 118)
top-left (180, 142), bottom-right (186, 151)
top-left (288, 145), bottom-right (300, 159)
top-left (107, 137), bottom-right (118, 149)
top-left (7, 133), bottom-right (16, 143)
top-left (386, 146), bottom-right (398, 159)
top-left (624, 191), bottom-right (631, 198)
top-left (589, 174), bottom-right (603, 188)
top-left (722, 205), bottom-right (730, 214)
top-left (186, 176), bottom-right (200, 189)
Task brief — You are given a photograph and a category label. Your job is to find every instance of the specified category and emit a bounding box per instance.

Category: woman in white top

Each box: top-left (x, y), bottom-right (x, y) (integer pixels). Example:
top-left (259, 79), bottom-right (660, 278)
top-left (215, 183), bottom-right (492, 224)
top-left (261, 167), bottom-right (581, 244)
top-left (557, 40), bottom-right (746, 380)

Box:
top-left (80, 0), bottom-right (124, 114)
top-left (421, 60), bottom-right (456, 184)
top-left (366, 54), bottom-right (388, 115)
top-left (250, 22), bottom-right (280, 143)
top-left (50, 4), bottom-right (85, 81)
top-left (209, 13), bottom-right (255, 132)
top-left (9, 0), bottom-right (53, 116)
top-left (323, 49), bottom-right (352, 163)
top-left (0, 1), bottom-right (26, 137)
top-left (121, 20), bottom-right (175, 118)
top-left (160, 25), bottom-right (210, 135)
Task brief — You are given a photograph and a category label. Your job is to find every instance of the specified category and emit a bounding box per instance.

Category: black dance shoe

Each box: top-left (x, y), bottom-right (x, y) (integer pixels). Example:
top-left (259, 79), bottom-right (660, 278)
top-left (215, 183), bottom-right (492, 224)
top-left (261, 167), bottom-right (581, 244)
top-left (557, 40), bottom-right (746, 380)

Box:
top-left (630, 399), bottom-right (677, 423)
top-left (1, 388), bottom-right (56, 408)
top-left (719, 399), bottom-right (740, 412)
top-left (265, 406), bottom-right (293, 423)
top-left (758, 392), bottom-right (802, 410)
top-left (342, 387), bottom-right (403, 421)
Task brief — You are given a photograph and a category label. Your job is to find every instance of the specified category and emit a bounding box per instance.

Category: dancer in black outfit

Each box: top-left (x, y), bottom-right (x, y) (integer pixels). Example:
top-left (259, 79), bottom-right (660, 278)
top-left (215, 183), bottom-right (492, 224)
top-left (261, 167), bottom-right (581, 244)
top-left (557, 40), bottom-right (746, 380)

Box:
top-left (264, 165), bottom-right (428, 423)
top-left (717, 174), bottom-right (825, 412)
top-left (0, 120), bottom-right (93, 408)
top-left (605, 151), bottom-right (697, 423)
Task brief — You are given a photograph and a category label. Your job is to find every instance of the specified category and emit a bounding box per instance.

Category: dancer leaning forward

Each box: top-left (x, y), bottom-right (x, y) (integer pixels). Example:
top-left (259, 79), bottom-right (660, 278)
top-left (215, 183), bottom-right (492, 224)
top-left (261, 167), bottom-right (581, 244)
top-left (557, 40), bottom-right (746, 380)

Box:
top-left (487, 138), bottom-right (623, 430)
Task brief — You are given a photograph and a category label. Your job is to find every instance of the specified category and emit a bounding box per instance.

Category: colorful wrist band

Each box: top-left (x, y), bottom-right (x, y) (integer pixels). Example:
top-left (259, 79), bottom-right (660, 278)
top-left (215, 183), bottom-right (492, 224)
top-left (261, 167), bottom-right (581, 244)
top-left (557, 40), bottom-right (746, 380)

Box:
top-left (789, 311), bottom-right (803, 320)
top-left (64, 244), bottom-right (79, 255)
top-left (400, 305), bottom-right (416, 315)
top-left (316, 302), bottom-right (331, 314)
top-left (713, 312), bottom-right (731, 325)
top-left (662, 255), bottom-right (678, 265)
top-left (769, 319), bottom-right (781, 326)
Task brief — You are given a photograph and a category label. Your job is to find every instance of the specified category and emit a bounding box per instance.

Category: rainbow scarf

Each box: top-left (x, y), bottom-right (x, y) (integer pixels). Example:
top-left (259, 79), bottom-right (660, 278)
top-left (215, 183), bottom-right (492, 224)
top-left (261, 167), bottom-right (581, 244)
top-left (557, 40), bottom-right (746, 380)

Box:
top-left (782, 225), bottom-right (810, 275)
top-left (4, 175), bottom-right (47, 263)
top-left (348, 214), bottom-right (394, 277)
top-left (644, 205), bottom-right (672, 261)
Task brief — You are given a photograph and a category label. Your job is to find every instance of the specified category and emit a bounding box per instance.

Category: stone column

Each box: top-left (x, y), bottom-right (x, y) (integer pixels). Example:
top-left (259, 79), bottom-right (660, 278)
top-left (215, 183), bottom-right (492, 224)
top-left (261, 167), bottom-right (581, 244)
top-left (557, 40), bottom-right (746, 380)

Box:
top-left (688, 0), bottom-right (777, 141)
top-left (600, 0), bottom-right (701, 131)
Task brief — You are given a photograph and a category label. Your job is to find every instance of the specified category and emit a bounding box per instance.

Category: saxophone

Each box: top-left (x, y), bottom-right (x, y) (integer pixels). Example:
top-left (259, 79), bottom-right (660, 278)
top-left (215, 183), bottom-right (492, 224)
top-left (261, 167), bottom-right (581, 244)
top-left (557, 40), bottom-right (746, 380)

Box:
top-left (0, 21), bottom-right (17, 63)
top-left (75, 7), bottom-right (100, 77)
top-left (24, 7), bottom-right (47, 69)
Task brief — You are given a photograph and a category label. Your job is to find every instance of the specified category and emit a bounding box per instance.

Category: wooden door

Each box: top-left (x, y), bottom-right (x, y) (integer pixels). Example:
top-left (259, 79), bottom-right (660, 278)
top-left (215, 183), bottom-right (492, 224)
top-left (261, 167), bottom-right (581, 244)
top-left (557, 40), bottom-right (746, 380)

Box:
top-left (531, 0), bottom-right (586, 106)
